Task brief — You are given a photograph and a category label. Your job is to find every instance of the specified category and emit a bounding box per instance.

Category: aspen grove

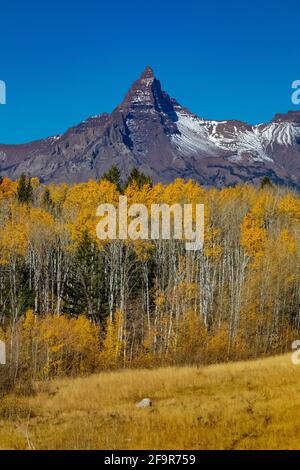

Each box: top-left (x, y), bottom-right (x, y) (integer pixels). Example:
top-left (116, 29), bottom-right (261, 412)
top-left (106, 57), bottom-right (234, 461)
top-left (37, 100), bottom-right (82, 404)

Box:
top-left (0, 173), bottom-right (300, 388)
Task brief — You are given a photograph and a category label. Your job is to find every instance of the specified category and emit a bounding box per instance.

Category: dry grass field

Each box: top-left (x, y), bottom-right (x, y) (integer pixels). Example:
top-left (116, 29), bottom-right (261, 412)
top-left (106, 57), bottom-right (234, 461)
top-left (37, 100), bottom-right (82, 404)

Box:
top-left (1, 354), bottom-right (300, 450)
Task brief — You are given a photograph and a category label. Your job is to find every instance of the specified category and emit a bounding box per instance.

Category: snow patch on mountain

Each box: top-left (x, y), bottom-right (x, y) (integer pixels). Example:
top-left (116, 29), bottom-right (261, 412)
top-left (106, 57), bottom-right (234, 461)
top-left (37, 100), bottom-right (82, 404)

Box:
top-left (171, 112), bottom-right (224, 156)
top-left (259, 122), bottom-right (300, 148)
top-left (171, 110), bottom-right (278, 163)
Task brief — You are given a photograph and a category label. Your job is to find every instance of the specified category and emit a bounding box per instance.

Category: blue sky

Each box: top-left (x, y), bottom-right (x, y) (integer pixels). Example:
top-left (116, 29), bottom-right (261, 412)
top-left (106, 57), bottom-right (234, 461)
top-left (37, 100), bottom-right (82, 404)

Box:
top-left (0, 0), bottom-right (299, 143)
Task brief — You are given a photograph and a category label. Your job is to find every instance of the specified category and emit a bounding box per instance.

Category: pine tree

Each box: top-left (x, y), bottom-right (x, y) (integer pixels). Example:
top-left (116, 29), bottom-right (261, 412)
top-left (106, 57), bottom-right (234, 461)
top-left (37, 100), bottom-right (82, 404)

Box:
top-left (42, 188), bottom-right (54, 211)
top-left (101, 165), bottom-right (122, 192)
top-left (260, 176), bottom-right (273, 189)
top-left (63, 230), bottom-right (109, 323)
top-left (17, 174), bottom-right (33, 204)
top-left (124, 167), bottom-right (152, 189)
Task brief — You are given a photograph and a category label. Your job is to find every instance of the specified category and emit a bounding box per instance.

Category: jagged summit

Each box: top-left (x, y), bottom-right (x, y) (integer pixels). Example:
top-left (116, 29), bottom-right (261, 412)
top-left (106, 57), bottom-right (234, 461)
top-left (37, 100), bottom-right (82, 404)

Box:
top-left (140, 65), bottom-right (155, 80)
top-left (0, 68), bottom-right (300, 187)
top-left (120, 67), bottom-right (178, 125)
top-left (121, 66), bottom-right (161, 109)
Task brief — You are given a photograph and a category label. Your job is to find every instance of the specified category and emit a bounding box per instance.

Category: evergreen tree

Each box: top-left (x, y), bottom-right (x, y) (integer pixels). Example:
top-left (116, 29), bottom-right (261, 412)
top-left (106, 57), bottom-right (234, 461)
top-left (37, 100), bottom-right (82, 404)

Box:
top-left (124, 167), bottom-right (153, 189)
top-left (17, 174), bottom-right (33, 204)
top-left (63, 230), bottom-right (109, 323)
top-left (101, 165), bottom-right (122, 192)
top-left (260, 176), bottom-right (273, 189)
top-left (42, 188), bottom-right (54, 211)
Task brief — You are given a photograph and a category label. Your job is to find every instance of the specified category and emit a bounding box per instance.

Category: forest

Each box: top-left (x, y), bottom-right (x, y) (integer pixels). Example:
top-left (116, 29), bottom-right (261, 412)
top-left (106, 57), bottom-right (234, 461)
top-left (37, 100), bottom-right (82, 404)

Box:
top-left (0, 169), bottom-right (300, 390)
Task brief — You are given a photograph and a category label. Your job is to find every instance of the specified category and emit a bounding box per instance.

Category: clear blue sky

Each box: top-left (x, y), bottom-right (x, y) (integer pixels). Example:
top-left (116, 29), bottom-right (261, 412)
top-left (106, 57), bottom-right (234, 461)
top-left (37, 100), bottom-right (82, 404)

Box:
top-left (0, 0), bottom-right (299, 143)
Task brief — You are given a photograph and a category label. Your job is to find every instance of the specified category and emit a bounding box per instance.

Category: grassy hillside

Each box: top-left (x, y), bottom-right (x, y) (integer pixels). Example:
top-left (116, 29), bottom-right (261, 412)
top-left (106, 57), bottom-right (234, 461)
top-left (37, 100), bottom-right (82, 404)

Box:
top-left (0, 354), bottom-right (299, 450)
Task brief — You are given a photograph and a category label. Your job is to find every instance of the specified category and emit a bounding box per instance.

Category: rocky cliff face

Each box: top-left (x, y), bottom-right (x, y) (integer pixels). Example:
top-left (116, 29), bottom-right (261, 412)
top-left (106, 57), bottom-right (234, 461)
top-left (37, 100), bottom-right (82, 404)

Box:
top-left (1, 66), bottom-right (300, 187)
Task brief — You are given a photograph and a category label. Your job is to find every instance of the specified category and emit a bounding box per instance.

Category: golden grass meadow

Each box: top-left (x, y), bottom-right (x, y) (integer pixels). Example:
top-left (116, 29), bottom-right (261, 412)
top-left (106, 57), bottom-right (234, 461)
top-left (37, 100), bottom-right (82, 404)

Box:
top-left (1, 353), bottom-right (300, 450)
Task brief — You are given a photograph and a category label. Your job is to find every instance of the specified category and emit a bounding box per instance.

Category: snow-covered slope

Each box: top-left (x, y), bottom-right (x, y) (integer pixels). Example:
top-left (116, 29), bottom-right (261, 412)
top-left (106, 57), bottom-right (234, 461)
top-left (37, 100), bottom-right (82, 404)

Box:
top-left (171, 111), bottom-right (300, 165)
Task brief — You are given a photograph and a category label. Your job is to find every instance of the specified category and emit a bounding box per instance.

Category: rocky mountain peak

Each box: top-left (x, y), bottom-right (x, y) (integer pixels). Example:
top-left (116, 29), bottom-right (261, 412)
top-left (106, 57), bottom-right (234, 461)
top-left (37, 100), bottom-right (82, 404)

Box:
top-left (140, 65), bottom-right (155, 80)
top-left (1, 68), bottom-right (300, 188)
top-left (120, 66), bottom-right (157, 109)
top-left (118, 66), bottom-right (179, 130)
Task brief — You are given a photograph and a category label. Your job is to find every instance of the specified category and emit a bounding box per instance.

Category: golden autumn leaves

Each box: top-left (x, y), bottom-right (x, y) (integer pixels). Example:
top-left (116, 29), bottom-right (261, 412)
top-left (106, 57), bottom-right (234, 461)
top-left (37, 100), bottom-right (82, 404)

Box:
top-left (1, 174), bottom-right (300, 270)
top-left (1, 175), bottom-right (300, 376)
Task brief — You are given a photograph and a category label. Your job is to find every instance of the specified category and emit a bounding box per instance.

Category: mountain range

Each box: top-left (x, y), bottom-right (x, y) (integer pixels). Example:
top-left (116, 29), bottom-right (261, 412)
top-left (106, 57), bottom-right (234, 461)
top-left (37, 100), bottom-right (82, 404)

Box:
top-left (1, 66), bottom-right (300, 187)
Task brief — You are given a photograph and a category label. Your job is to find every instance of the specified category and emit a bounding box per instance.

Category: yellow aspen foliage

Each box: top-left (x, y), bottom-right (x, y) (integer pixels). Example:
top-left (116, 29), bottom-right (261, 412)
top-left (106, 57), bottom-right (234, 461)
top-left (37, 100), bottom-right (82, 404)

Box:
top-left (47, 183), bottom-right (69, 207)
top-left (132, 240), bottom-right (154, 262)
top-left (133, 328), bottom-right (157, 368)
top-left (163, 179), bottom-right (188, 205)
top-left (20, 310), bottom-right (38, 377)
top-left (251, 192), bottom-right (276, 220)
top-left (99, 310), bottom-right (124, 369)
top-left (67, 207), bottom-right (99, 247)
top-left (278, 194), bottom-right (300, 220)
top-left (207, 325), bottom-right (229, 363)
top-left (175, 281), bottom-right (199, 311)
top-left (23, 309), bottom-right (36, 331)
top-left (63, 179), bottom-right (120, 217)
top-left (31, 177), bottom-right (40, 188)
top-left (0, 205), bottom-right (29, 264)
top-left (40, 315), bottom-right (100, 377)
top-left (278, 229), bottom-right (297, 255)
top-left (161, 179), bottom-right (204, 206)
top-left (204, 225), bottom-right (222, 258)
top-left (145, 182), bottom-right (165, 204)
top-left (240, 213), bottom-right (267, 259)
top-left (167, 311), bottom-right (208, 364)
top-left (64, 180), bottom-right (120, 247)
top-left (28, 208), bottom-right (56, 245)
top-left (218, 184), bottom-right (256, 207)
top-left (0, 177), bottom-right (17, 201)
top-left (0, 205), bottom-right (57, 264)
top-left (154, 291), bottom-right (166, 309)
top-left (125, 181), bottom-right (154, 206)
top-left (16, 314), bottom-right (101, 378)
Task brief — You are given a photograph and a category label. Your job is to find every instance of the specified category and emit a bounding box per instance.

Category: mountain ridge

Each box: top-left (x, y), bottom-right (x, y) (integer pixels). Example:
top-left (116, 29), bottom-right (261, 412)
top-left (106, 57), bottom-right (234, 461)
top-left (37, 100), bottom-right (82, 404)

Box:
top-left (1, 66), bottom-right (300, 187)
